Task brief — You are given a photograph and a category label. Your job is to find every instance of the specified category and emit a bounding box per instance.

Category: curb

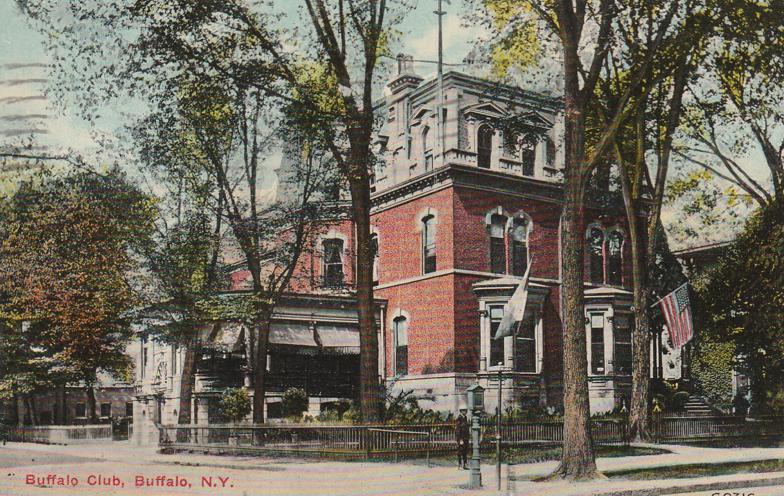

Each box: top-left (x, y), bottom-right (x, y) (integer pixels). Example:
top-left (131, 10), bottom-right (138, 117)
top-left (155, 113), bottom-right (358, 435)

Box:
top-left (593, 475), bottom-right (784, 496)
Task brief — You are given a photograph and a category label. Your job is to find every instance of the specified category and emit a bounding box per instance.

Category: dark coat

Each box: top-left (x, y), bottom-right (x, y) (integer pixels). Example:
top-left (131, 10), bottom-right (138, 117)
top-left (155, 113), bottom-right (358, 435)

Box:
top-left (455, 413), bottom-right (470, 443)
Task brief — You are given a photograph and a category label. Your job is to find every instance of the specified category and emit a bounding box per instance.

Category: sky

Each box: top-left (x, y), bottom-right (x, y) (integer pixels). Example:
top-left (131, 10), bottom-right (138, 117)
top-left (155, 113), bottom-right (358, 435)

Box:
top-left (0, 1), bottom-right (770, 249)
top-left (0, 1), bottom-right (479, 153)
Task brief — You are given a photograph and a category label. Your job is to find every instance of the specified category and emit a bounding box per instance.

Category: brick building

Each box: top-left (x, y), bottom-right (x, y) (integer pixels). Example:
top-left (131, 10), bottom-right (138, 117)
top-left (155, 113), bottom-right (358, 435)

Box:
top-left (230, 57), bottom-right (642, 415)
top-left (131, 57), bottom-right (646, 443)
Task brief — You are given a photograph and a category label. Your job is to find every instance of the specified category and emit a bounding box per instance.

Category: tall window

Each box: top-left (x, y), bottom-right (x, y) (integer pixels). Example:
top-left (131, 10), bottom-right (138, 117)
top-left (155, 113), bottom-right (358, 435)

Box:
top-left (371, 233), bottom-right (379, 286)
top-left (510, 217), bottom-right (529, 276)
top-left (100, 403), bottom-right (111, 418)
top-left (515, 314), bottom-right (536, 373)
top-left (422, 215), bottom-right (437, 274)
top-left (607, 231), bottom-right (624, 285)
top-left (590, 313), bottom-right (605, 374)
top-left (521, 140), bottom-right (536, 176)
top-left (422, 126), bottom-right (433, 170)
top-left (477, 124), bottom-right (493, 169)
top-left (545, 137), bottom-right (556, 167)
top-left (322, 238), bottom-right (345, 287)
top-left (394, 317), bottom-right (408, 376)
top-left (489, 306), bottom-right (505, 367)
top-left (614, 314), bottom-right (632, 375)
top-left (75, 403), bottom-right (86, 418)
top-left (489, 214), bottom-right (507, 274)
top-left (588, 228), bottom-right (605, 284)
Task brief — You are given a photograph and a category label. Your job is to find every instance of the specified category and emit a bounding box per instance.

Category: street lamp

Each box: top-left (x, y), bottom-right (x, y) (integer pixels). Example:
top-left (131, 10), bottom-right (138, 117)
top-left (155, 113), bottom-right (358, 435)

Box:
top-left (466, 382), bottom-right (485, 489)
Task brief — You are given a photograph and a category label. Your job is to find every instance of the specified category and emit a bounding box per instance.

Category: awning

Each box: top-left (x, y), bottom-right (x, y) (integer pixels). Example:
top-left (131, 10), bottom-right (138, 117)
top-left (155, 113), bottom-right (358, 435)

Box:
top-left (206, 322), bottom-right (245, 353)
top-left (316, 325), bottom-right (360, 355)
top-left (269, 323), bottom-right (318, 347)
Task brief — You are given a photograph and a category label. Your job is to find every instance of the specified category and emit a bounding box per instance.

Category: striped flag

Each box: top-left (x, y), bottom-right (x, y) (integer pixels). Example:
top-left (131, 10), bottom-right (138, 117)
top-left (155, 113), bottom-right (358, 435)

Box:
top-left (658, 283), bottom-right (694, 349)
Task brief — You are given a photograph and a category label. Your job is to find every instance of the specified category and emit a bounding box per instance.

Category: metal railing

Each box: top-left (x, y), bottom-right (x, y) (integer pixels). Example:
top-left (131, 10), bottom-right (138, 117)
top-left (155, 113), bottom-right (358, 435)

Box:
top-left (158, 418), bottom-right (628, 458)
top-left (157, 416), bottom-right (784, 458)
top-left (651, 415), bottom-right (784, 443)
top-left (8, 424), bottom-right (113, 444)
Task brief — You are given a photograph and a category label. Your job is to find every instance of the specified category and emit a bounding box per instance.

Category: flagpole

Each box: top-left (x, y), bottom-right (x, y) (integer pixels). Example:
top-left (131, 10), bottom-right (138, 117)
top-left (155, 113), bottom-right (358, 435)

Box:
top-left (649, 282), bottom-right (689, 309)
top-left (435, 0), bottom-right (446, 167)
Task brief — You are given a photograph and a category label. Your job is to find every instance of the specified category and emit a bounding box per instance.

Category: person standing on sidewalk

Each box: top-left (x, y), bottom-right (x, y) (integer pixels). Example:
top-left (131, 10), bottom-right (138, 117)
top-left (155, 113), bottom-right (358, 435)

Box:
top-left (456, 406), bottom-right (470, 470)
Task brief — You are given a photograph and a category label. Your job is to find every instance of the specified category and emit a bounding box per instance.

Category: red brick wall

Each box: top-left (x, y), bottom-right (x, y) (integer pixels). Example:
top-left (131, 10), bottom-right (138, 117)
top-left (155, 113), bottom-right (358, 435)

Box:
top-left (371, 188), bottom-right (455, 284)
top-left (451, 187), bottom-right (561, 280)
top-left (377, 274), bottom-right (455, 376)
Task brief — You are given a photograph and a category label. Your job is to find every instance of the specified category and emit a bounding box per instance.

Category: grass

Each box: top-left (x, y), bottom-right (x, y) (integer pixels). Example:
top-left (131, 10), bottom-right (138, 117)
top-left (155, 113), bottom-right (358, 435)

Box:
top-left (607, 458), bottom-right (784, 480)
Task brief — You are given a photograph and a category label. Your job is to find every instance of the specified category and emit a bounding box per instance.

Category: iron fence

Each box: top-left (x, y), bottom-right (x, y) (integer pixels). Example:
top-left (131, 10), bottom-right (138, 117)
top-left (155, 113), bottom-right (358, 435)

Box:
top-left (158, 415), bottom-right (784, 458)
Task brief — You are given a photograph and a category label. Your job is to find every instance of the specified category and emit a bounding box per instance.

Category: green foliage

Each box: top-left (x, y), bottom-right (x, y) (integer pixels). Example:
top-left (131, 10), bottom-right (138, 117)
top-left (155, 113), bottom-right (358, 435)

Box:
top-left (0, 170), bottom-right (154, 395)
top-left (691, 340), bottom-right (735, 406)
top-left (219, 388), bottom-right (252, 424)
top-left (281, 388), bottom-right (308, 418)
top-left (696, 205), bottom-right (784, 412)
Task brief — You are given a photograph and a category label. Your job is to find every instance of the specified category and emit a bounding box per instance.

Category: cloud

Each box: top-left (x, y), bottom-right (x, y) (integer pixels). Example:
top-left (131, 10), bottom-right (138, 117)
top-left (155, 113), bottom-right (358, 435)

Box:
top-left (406, 13), bottom-right (483, 67)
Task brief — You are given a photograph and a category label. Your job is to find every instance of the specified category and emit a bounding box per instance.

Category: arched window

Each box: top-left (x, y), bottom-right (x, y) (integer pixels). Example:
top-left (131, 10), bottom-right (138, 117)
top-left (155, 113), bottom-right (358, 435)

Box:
top-left (393, 316), bottom-right (408, 376)
top-left (477, 124), bottom-right (493, 169)
top-left (370, 233), bottom-right (379, 286)
top-left (607, 230), bottom-right (624, 285)
top-left (588, 228), bottom-right (604, 284)
top-left (322, 238), bottom-right (345, 287)
top-left (422, 215), bottom-right (437, 274)
top-left (521, 138), bottom-right (536, 176)
top-left (545, 137), bottom-right (556, 167)
top-left (489, 214), bottom-right (507, 274)
top-left (510, 217), bottom-right (529, 276)
top-left (422, 126), bottom-right (433, 171)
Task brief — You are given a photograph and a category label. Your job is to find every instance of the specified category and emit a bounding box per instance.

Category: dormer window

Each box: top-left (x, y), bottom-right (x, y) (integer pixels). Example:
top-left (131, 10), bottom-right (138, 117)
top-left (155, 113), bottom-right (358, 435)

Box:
top-left (545, 137), bottom-right (556, 167)
top-left (521, 139), bottom-right (536, 176)
top-left (477, 124), bottom-right (493, 169)
top-left (422, 126), bottom-right (433, 171)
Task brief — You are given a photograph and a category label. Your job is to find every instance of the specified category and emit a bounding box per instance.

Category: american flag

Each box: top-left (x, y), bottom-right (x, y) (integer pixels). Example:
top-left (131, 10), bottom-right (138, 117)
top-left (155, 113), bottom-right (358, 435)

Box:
top-left (658, 283), bottom-right (694, 349)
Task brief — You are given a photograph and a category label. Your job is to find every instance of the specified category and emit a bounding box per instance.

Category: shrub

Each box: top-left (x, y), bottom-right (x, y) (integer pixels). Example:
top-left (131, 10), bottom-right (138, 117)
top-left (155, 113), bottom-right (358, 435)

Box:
top-left (281, 388), bottom-right (308, 418)
top-left (219, 388), bottom-right (252, 424)
top-left (691, 341), bottom-right (734, 406)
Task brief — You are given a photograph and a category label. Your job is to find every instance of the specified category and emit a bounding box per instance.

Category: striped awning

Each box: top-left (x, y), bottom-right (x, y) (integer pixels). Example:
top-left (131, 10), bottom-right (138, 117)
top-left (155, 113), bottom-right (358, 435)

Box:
top-left (316, 325), bottom-right (360, 355)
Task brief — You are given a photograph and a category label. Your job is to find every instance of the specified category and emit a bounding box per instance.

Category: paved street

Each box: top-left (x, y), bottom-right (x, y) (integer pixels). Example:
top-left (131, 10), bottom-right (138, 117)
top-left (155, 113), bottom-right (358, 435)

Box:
top-left (1, 442), bottom-right (784, 496)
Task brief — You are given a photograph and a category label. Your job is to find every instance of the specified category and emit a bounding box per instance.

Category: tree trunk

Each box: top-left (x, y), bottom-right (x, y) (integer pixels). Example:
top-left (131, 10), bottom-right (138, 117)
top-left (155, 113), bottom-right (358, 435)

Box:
top-left (26, 396), bottom-right (37, 426)
top-left (177, 339), bottom-right (197, 425)
top-left (10, 394), bottom-right (19, 426)
top-left (626, 211), bottom-right (651, 441)
top-left (252, 320), bottom-right (270, 423)
top-left (348, 158), bottom-right (381, 423)
top-left (617, 124), bottom-right (651, 442)
top-left (550, 93), bottom-right (597, 479)
top-left (86, 386), bottom-right (97, 424)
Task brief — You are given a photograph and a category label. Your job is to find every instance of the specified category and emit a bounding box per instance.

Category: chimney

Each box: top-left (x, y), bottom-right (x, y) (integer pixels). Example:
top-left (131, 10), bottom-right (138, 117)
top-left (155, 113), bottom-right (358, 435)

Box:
top-left (397, 54), bottom-right (416, 76)
top-left (388, 53), bottom-right (422, 96)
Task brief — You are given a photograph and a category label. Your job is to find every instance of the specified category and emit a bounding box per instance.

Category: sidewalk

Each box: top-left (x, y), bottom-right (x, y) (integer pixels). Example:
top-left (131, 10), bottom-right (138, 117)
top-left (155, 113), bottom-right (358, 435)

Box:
top-left (2, 441), bottom-right (784, 495)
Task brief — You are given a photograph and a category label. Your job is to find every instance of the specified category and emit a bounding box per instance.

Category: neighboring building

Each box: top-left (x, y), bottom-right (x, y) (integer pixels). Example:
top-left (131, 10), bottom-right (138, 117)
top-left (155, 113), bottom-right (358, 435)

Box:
top-left (133, 56), bottom-right (651, 444)
top-left (132, 294), bottom-right (385, 446)
top-left (672, 241), bottom-right (745, 402)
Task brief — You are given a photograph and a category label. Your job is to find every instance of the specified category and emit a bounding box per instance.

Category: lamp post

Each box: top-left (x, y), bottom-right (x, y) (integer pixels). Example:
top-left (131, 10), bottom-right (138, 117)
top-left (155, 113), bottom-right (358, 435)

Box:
top-left (466, 382), bottom-right (485, 489)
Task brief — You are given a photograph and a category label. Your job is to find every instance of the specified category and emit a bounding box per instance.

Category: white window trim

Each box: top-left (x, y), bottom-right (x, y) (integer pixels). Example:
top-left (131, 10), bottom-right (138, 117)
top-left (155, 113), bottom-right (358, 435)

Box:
top-left (318, 230), bottom-right (349, 286)
top-left (390, 309), bottom-right (411, 377)
top-left (585, 305), bottom-right (615, 376)
top-left (479, 299), bottom-right (544, 374)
